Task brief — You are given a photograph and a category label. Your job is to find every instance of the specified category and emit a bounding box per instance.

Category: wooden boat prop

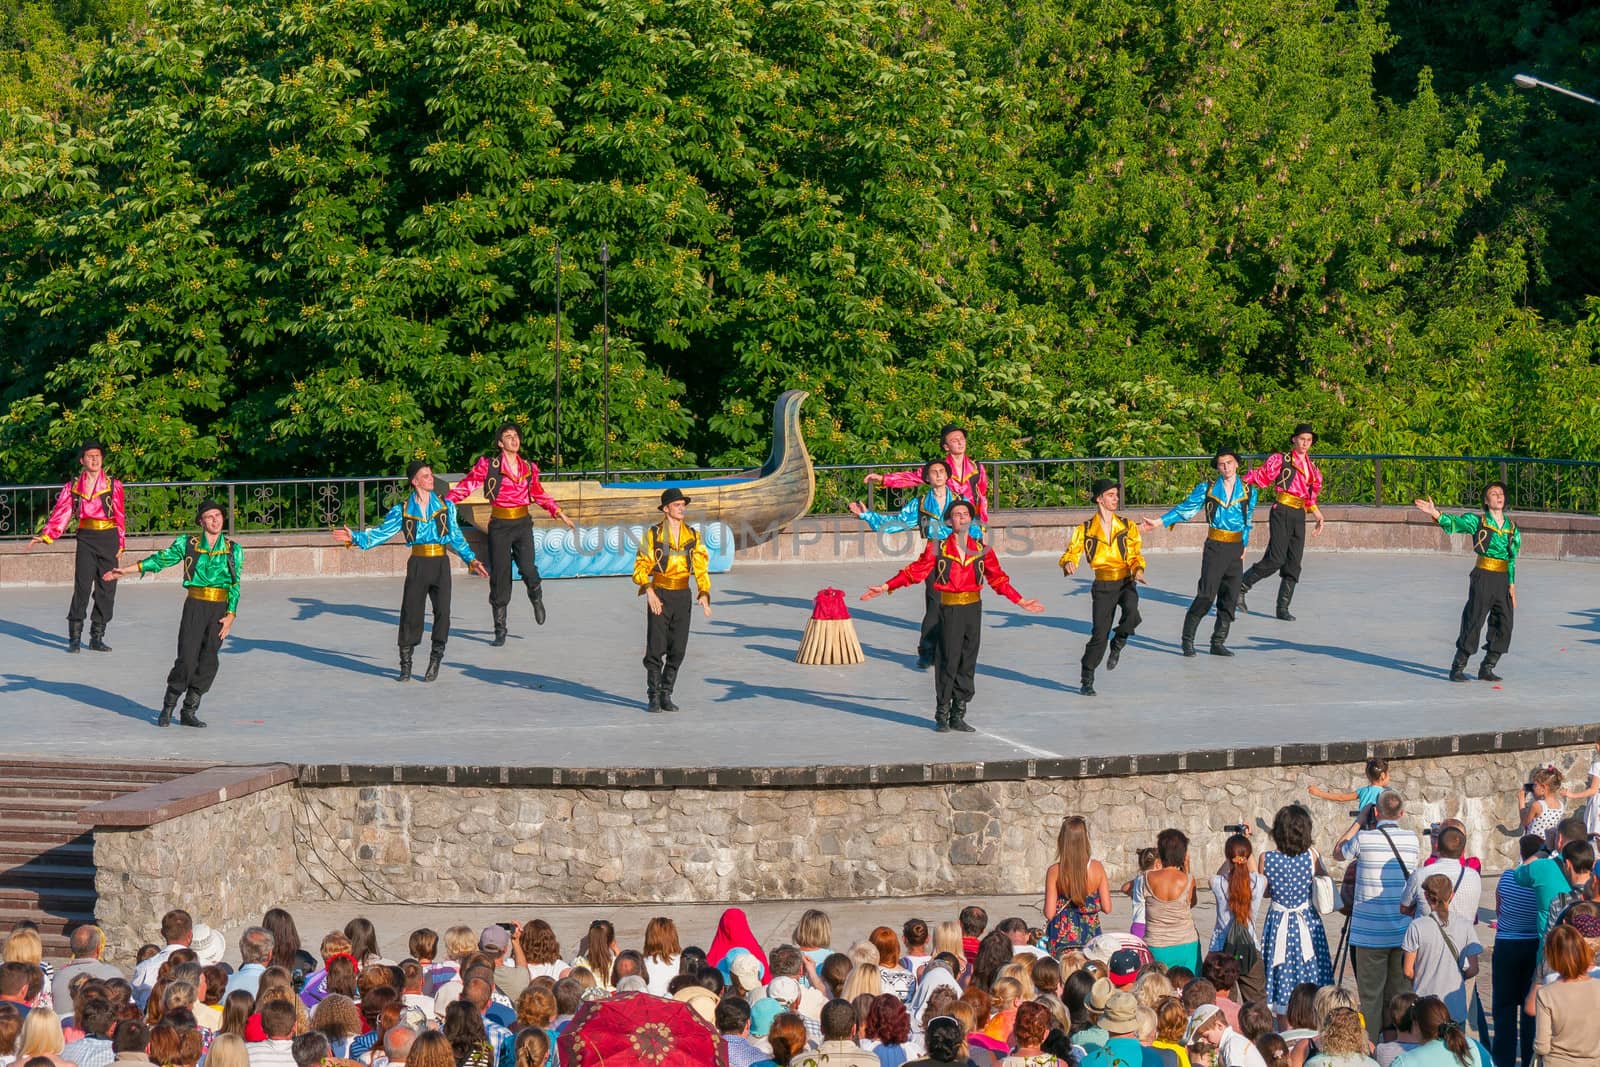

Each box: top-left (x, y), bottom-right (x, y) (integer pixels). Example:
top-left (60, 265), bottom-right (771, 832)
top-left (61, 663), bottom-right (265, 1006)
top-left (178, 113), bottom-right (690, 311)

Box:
top-left (454, 390), bottom-right (815, 547)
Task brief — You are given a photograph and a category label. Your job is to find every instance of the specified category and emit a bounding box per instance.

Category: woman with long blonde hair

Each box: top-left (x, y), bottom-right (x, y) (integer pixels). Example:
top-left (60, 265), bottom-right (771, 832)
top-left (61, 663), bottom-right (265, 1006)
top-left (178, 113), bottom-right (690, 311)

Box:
top-left (1044, 815), bottom-right (1110, 955)
top-left (15, 1008), bottom-right (72, 1067)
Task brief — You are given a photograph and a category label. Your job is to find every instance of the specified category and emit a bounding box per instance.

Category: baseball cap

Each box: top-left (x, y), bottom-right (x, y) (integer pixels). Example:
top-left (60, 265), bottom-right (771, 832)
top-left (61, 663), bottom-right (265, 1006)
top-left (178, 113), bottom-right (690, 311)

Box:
top-left (729, 953), bottom-right (762, 990)
top-left (479, 925), bottom-right (511, 954)
top-left (767, 976), bottom-right (801, 1003)
top-left (1108, 947), bottom-right (1141, 987)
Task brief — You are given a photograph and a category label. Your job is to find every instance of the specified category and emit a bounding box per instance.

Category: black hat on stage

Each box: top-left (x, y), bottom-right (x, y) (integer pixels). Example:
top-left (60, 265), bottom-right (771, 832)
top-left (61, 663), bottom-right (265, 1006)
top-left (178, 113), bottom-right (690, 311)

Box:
top-left (658, 487), bottom-right (691, 511)
top-left (942, 498), bottom-right (974, 522)
top-left (78, 439), bottom-right (106, 458)
top-left (1090, 478), bottom-right (1119, 503)
top-left (406, 459), bottom-right (431, 483)
top-left (1290, 423), bottom-right (1317, 444)
top-left (939, 423), bottom-right (966, 446)
top-left (195, 499), bottom-right (225, 524)
top-left (922, 457), bottom-right (951, 481)
top-left (1212, 448), bottom-right (1241, 469)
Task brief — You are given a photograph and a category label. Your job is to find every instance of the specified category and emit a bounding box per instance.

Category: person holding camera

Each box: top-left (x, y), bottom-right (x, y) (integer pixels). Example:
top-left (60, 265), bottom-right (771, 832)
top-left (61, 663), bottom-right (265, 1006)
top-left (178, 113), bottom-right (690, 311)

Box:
top-left (1401, 826), bottom-right (1482, 927)
top-left (1335, 790), bottom-right (1421, 1041)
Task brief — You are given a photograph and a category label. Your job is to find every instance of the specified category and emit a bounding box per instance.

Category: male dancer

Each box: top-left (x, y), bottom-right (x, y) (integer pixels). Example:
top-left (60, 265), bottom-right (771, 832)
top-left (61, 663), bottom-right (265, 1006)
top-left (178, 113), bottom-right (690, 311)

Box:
top-left (632, 488), bottom-right (712, 713)
top-left (103, 499), bottom-right (242, 728)
top-left (1414, 485), bottom-right (1521, 682)
top-left (1062, 479), bottom-right (1145, 696)
top-left (446, 423), bottom-right (575, 646)
top-left (866, 424), bottom-right (991, 521)
top-left (1141, 450), bottom-right (1256, 657)
top-left (849, 458), bottom-right (974, 669)
top-left (863, 500), bottom-right (1043, 732)
top-left (1238, 423), bottom-right (1324, 620)
top-left (29, 439), bottom-right (125, 653)
top-left (334, 461), bottom-right (489, 682)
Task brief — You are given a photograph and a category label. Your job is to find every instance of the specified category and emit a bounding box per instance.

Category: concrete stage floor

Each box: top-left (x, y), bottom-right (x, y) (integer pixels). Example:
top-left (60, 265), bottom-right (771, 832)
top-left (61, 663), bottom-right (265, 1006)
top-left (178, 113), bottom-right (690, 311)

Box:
top-left (1, 554), bottom-right (1596, 766)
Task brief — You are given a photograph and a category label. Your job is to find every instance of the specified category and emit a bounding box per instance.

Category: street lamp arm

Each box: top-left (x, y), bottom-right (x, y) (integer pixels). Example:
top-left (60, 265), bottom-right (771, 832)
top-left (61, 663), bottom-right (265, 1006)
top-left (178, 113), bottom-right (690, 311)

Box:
top-left (1512, 73), bottom-right (1600, 107)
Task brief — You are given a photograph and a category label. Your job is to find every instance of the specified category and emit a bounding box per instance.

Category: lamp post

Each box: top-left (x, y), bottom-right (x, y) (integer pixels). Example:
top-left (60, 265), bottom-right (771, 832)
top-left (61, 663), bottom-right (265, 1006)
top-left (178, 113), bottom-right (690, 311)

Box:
top-left (1512, 73), bottom-right (1600, 108)
top-left (599, 241), bottom-right (611, 480)
top-left (552, 240), bottom-right (562, 472)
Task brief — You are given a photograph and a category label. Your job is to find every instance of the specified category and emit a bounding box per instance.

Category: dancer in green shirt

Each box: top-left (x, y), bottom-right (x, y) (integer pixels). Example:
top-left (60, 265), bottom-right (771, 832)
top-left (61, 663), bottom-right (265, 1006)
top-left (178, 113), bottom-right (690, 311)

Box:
top-left (1414, 482), bottom-right (1520, 683)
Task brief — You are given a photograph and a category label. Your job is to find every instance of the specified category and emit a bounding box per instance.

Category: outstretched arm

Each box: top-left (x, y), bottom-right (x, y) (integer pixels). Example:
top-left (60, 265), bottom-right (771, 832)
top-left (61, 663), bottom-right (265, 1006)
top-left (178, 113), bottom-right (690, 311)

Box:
top-left (444, 456), bottom-right (489, 503)
top-left (30, 482), bottom-right (75, 546)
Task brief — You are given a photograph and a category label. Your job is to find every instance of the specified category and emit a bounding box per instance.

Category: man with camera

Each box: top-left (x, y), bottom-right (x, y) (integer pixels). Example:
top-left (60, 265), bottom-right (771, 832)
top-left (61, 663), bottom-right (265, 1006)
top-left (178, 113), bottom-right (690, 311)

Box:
top-left (1401, 824), bottom-right (1482, 923)
top-left (1334, 790), bottom-right (1421, 1040)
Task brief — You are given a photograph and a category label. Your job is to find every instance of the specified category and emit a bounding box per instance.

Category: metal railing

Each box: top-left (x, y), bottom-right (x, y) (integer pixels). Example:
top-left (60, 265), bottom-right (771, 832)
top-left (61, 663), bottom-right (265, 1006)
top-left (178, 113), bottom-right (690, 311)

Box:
top-left (1, 455), bottom-right (1595, 540)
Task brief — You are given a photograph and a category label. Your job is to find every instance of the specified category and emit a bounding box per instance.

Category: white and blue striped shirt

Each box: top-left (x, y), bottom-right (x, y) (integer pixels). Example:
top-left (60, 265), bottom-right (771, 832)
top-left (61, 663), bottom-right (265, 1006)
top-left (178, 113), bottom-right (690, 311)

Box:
top-left (1337, 822), bottom-right (1421, 948)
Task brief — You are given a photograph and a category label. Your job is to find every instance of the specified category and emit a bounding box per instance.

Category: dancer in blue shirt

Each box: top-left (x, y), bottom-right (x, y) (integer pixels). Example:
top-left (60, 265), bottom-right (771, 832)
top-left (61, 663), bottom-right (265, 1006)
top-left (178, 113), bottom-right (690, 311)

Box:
top-left (1142, 450), bottom-right (1257, 657)
top-left (335, 460), bottom-right (488, 681)
top-left (850, 459), bottom-right (975, 669)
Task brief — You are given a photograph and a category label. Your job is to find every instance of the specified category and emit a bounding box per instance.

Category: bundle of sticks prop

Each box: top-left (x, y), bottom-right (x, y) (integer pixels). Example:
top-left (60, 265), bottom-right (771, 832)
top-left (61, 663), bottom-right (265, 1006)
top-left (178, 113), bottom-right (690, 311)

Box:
top-left (796, 587), bottom-right (865, 665)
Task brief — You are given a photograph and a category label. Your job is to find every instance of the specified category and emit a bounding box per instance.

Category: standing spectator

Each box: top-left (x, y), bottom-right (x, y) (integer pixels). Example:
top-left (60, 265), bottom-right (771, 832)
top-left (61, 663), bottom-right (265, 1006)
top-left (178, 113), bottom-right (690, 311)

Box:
top-left (50, 928), bottom-right (122, 1011)
top-left (1304, 1007), bottom-right (1379, 1067)
top-left (1144, 830), bottom-right (1200, 973)
top-left (1402, 828), bottom-right (1482, 927)
top-left (869, 931), bottom-right (914, 1004)
top-left (1044, 817), bottom-right (1111, 955)
top-left (1388, 997), bottom-right (1484, 1067)
top-left (59, 999), bottom-right (116, 1067)
top-left (1401, 876), bottom-right (1480, 1022)
top-left (641, 918), bottom-right (681, 997)
top-left (1336, 791), bottom-right (1421, 1040)
top-left (794, 1000), bottom-right (876, 1067)
top-left (1520, 767), bottom-right (1566, 842)
top-left (1260, 807), bottom-right (1334, 1017)
top-left (1513, 839), bottom-right (1596, 941)
top-left (1531, 925), bottom-right (1600, 1067)
top-left (1559, 739), bottom-right (1600, 837)
top-left (901, 922), bottom-right (932, 977)
top-left (1208, 833), bottom-right (1266, 1003)
top-left (1491, 834), bottom-right (1546, 1067)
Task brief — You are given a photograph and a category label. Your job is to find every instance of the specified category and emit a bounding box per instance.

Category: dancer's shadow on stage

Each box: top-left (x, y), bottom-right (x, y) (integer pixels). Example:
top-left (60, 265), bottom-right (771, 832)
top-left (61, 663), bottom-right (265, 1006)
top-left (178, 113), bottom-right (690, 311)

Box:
top-left (452, 663), bottom-right (637, 710)
top-left (1566, 608), bottom-right (1600, 644)
top-left (1246, 636), bottom-right (1440, 680)
top-left (288, 597), bottom-right (498, 644)
top-left (224, 637), bottom-right (393, 678)
top-left (0, 618), bottom-right (70, 651)
top-left (704, 672), bottom-right (930, 729)
top-left (0, 674), bottom-right (153, 723)
top-left (718, 588), bottom-right (920, 633)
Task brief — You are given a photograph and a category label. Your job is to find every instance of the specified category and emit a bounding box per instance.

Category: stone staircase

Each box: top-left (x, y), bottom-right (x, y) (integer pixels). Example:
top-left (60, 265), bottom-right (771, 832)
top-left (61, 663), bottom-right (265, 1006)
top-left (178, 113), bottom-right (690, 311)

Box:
top-left (0, 758), bottom-right (211, 951)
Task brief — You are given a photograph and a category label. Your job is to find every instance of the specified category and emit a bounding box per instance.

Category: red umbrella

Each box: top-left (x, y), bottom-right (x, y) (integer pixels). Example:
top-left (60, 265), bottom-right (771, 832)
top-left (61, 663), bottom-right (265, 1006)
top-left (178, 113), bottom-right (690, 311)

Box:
top-left (556, 991), bottom-right (729, 1067)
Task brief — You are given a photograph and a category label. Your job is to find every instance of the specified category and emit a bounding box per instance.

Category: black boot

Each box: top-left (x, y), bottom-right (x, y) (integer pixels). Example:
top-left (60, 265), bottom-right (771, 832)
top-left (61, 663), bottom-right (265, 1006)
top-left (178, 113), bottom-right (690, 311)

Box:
top-left (1080, 670), bottom-right (1096, 697)
top-left (1106, 635), bottom-right (1127, 670)
top-left (949, 700), bottom-right (976, 733)
top-left (179, 690), bottom-right (207, 728)
top-left (1236, 581), bottom-right (1252, 614)
top-left (422, 650), bottom-right (442, 682)
top-left (531, 592), bottom-right (547, 626)
top-left (157, 687), bottom-right (181, 728)
top-left (934, 702), bottom-right (951, 732)
top-left (645, 668), bottom-right (663, 713)
top-left (491, 605), bottom-right (508, 646)
top-left (87, 625), bottom-right (111, 652)
top-left (1275, 580), bottom-right (1297, 621)
top-left (397, 648), bottom-right (413, 682)
top-left (1210, 619), bottom-right (1235, 657)
top-left (67, 621), bottom-right (82, 654)
top-left (1180, 613), bottom-right (1200, 658)
top-left (1448, 651), bottom-right (1470, 683)
top-left (658, 672), bottom-right (681, 712)
top-left (1477, 653), bottom-right (1503, 682)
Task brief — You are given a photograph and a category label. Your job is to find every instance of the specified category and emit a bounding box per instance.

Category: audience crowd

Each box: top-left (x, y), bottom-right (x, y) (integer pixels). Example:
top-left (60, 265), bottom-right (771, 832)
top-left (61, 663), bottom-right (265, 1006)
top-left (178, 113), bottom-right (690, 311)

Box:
top-left (3, 762), bottom-right (1600, 1067)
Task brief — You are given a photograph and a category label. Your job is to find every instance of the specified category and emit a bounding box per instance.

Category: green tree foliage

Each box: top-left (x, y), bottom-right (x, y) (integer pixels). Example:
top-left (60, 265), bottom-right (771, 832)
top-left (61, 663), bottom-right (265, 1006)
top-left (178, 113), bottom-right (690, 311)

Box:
top-left (1, 0), bottom-right (1596, 483)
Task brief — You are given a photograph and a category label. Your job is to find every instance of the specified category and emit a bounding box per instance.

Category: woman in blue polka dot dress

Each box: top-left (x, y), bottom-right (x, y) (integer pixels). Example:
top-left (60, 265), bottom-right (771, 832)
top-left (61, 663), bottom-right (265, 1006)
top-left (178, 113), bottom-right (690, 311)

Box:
top-left (1258, 804), bottom-right (1334, 1014)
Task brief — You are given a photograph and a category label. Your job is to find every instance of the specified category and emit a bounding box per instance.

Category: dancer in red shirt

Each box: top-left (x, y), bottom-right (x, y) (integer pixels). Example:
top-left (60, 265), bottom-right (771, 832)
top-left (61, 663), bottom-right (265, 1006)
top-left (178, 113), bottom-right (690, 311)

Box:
top-left (1239, 423), bottom-right (1325, 621)
top-left (29, 439), bottom-right (126, 653)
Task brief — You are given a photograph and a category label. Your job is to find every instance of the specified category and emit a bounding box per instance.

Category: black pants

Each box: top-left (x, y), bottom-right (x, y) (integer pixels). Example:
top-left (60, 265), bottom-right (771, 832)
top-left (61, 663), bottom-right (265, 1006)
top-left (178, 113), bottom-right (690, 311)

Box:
top-left (166, 595), bottom-right (227, 695)
top-left (1242, 503), bottom-right (1305, 587)
top-left (68, 528), bottom-right (119, 628)
top-left (1185, 538), bottom-right (1244, 636)
top-left (399, 555), bottom-right (451, 652)
top-left (487, 515), bottom-right (541, 609)
top-left (1082, 578), bottom-right (1141, 670)
top-left (1456, 566), bottom-right (1513, 658)
top-left (1490, 936), bottom-right (1538, 1067)
top-left (935, 601), bottom-right (981, 706)
top-left (917, 572), bottom-right (940, 661)
top-left (644, 586), bottom-right (692, 688)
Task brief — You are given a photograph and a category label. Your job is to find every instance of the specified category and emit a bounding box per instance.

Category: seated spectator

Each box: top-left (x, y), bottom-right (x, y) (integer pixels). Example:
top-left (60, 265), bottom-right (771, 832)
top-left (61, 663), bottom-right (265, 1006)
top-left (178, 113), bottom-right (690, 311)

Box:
top-left (52, 929), bottom-right (122, 1011)
top-left (870, 930), bottom-right (914, 1004)
top-left (406, 1032), bottom-right (456, 1067)
top-left (309, 994), bottom-right (361, 1058)
top-left (60, 996), bottom-right (117, 1067)
top-left (1031, 958), bottom-right (1063, 1000)
top-left (904, 1016), bottom-right (965, 1067)
top-left (901, 922), bottom-right (932, 977)
top-left (1389, 996), bottom-right (1486, 1067)
top-left (641, 919), bottom-right (682, 998)
top-left (959, 908), bottom-right (988, 965)
top-left (1, 963), bottom-right (35, 1022)
top-left (1198, 956), bottom-right (1241, 1031)
top-left (1237, 1002), bottom-right (1275, 1045)
top-left (15, 1008), bottom-right (72, 1067)
top-left (717, 997), bottom-right (765, 1067)
top-left (206, 1033), bottom-right (249, 1067)
top-left (1255, 1034), bottom-right (1287, 1067)
top-left (793, 999), bottom-right (876, 1067)
top-left (382, 1025), bottom-right (419, 1067)
top-left (769, 948), bottom-right (826, 1023)
top-left (400, 962), bottom-right (435, 1024)
top-left (1372, 994), bottom-right (1419, 1067)
top-left (227, 930), bottom-right (275, 1000)
top-left (995, 920), bottom-right (1045, 962)
top-left (4, 928), bottom-right (53, 1014)
top-left (247, 999), bottom-right (299, 1067)
top-left (1149, 997), bottom-right (1190, 1067)
top-left (298, 933), bottom-right (354, 1009)
top-left (511, 924), bottom-right (565, 987)
top-left (570, 922), bottom-right (618, 994)
top-left (1083, 991), bottom-right (1149, 1067)
top-left (442, 1000), bottom-right (494, 1067)
top-left (509, 1028), bottom-right (548, 1067)
top-left (110, 1020), bottom-right (151, 1067)
top-left (981, 978), bottom-right (1022, 1044)
top-left (929, 924), bottom-right (963, 966)
top-left (289, 1032), bottom-right (330, 1067)
top-left (261, 911), bottom-right (317, 988)
top-left (1186, 1003), bottom-right (1264, 1067)
top-left (947, 1001), bottom-right (995, 1067)
top-left (148, 1022), bottom-right (202, 1067)
top-left (730, 955), bottom-right (767, 1004)
top-left (861, 994), bottom-right (916, 1067)
top-left (0, 1002), bottom-right (24, 1065)
top-left (999, 1000), bottom-right (1062, 1067)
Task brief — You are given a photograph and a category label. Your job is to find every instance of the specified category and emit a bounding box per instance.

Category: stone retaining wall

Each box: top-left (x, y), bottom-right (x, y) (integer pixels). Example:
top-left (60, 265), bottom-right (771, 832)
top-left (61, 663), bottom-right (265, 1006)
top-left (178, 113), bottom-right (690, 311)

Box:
top-left (87, 735), bottom-right (1598, 956)
top-left (9, 506), bottom-right (1598, 584)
